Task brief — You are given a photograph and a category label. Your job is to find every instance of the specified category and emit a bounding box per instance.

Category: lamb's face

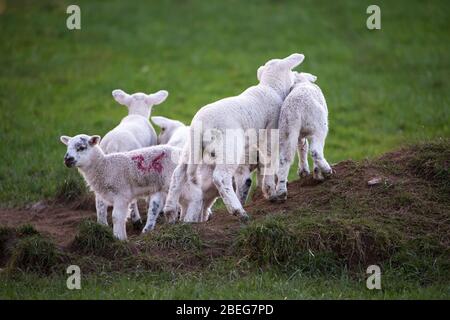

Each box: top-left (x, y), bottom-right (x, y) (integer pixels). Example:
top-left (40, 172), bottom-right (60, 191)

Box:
top-left (60, 134), bottom-right (101, 168)
top-left (257, 53), bottom-right (305, 92)
top-left (151, 116), bottom-right (185, 144)
top-left (112, 89), bottom-right (169, 118)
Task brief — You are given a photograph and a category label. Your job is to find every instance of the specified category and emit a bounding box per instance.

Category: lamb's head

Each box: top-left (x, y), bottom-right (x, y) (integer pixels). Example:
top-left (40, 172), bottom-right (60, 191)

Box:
top-left (112, 89), bottom-right (169, 118)
top-left (256, 53), bottom-right (305, 97)
top-left (292, 71), bottom-right (317, 84)
top-left (151, 116), bottom-right (185, 144)
top-left (60, 134), bottom-right (102, 168)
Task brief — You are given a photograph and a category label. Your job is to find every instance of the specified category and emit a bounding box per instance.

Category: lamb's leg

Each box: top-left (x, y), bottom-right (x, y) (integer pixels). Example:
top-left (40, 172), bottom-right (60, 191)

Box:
top-left (181, 182), bottom-right (204, 222)
top-left (128, 201), bottom-right (142, 229)
top-left (297, 138), bottom-right (310, 177)
top-left (164, 163), bottom-right (188, 223)
top-left (112, 200), bottom-right (129, 241)
top-left (183, 197), bottom-right (203, 223)
top-left (255, 165), bottom-right (263, 188)
top-left (95, 195), bottom-right (108, 226)
top-left (310, 133), bottom-right (332, 181)
top-left (234, 166), bottom-right (252, 205)
top-left (259, 131), bottom-right (278, 201)
top-left (201, 197), bottom-right (217, 222)
top-left (142, 193), bottom-right (165, 233)
top-left (212, 165), bottom-right (249, 221)
top-left (275, 122), bottom-right (301, 201)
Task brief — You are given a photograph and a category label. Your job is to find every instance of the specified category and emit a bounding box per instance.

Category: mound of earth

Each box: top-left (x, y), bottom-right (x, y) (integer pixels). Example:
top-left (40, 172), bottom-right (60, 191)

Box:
top-left (0, 140), bottom-right (448, 277)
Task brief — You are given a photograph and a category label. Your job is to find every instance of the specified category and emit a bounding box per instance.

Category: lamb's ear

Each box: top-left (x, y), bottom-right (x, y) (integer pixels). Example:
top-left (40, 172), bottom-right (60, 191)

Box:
top-left (146, 90), bottom-right (169, 106)
top-left (151, 116), bottom-right (170, 129)
top-left (60, 135), bottom-right (71, 145)
top-left (257, 66), bottom-right (265, 81)
top-left (112, 89), bottom-right (132, 106)
top-left (284, 53), bottom-right (305, 69)
top-left (301, 72), bottom-right (317, 82)
top-left (88, 135), bottom-right (101, 146)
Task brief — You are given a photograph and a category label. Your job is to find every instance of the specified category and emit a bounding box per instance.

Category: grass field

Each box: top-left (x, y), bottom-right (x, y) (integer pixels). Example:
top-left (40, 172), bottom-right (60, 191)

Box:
top-left (0, 0), bottom-right (449, 299)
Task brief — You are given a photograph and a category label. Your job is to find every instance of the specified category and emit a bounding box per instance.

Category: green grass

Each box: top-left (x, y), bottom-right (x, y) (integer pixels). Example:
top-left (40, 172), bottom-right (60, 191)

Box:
top-left (1, 269), bottom-right (448, 299)
top-left (71, 220), bottom-right (131, 257)
top-left (0, 0), bottom-right (449, 206)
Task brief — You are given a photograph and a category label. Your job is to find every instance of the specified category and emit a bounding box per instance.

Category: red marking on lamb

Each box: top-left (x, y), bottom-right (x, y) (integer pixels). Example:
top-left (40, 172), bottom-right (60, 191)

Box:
top-left (132, 152), bottom-right (165, 173)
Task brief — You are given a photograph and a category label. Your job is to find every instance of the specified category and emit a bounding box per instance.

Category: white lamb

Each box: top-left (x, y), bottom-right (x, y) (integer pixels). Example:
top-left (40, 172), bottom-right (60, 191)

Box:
top-left (149, 117), bottom-right (218, 224)
top-left (95, 89), bottom-right (168, 228)
top-left (163, 53), bottom-right (305, 222)
top-left (60, 134), bottom-right (180, 240)
top-left (150, 116), bottom-right (257, 225)
top-left (151, 116), bottom-right (190, 148)
top-left (273, 71), bottom-right (332, 202)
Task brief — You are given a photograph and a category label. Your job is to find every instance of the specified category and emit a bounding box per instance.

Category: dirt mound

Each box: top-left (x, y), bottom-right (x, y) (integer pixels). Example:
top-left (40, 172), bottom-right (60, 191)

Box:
top-left (0, 140), bottom-right (448, 279)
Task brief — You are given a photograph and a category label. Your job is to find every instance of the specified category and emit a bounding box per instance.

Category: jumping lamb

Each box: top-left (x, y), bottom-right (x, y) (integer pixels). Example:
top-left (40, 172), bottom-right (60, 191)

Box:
top-left (60, 134), bottom-right (180, 240)
top-left (163, 53), bottom-right (305, 222)
top-left (273, 71), bottom-right (332, 202)
top-left (95, 89), bottom-right (168, 228)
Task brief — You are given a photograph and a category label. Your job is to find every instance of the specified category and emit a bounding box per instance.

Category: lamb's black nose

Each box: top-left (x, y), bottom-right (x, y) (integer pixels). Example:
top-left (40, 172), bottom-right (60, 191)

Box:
top-left (64, 154), bottom-right (75, 167)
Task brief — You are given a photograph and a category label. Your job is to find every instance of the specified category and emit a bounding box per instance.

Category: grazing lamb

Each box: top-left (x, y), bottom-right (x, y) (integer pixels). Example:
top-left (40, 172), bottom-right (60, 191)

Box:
top-left (163, 53), bottom-right (305, 222)
top-left (95, 89), bottom-right (168, 228)
top-left (273, 71), bottom-right (332, 202)
top-left (60, 134), bottom-right (180, 240)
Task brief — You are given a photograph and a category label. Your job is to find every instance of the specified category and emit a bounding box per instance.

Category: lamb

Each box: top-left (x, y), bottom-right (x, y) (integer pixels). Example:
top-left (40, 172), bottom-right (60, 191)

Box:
top-left (60, 134), bottom-right (180, 240)
top-left (149, 116), bottom-right (218, 224)
top-left (273, 71), bottom-right (332, 202)
top-left (163, 53), bottom-right (305, 222)
top-left (151, 116), bottom-right (190, 148)
top-left (151, 116), bottom-right (256, 225)
top-left (95, 89), bottom-right (168, 228)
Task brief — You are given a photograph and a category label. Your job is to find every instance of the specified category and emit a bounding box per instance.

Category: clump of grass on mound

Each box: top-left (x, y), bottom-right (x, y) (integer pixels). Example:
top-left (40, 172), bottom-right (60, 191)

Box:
top-left (407, 139), bottom-right (449, 186)
top-left (72, 220), bottom-right (131, 258)
top-left (7, 234), bottom-right (59, 275)
top-left (0, 226), bottom-right (13, 249)
top-left (54, 175), bottom-right (94, 210)
top-left (55, 176), bottom-right (87, 202)
top-left (16, 224), bottom-right (40, 237)
top-left (142, 224), bottom-right (203, 251)
top-left (0, 226), bottom-right (15, 264)
top-left (236, 214), bottom-right (399, 274)
top-left (236, 216), bottom-right (296, 267)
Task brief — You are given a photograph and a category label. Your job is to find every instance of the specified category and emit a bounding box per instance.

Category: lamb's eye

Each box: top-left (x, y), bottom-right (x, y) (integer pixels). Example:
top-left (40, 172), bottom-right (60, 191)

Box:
top-left (161, 128), bottom-right (165, 132)
top-left (77, 145), bottom-right (86, 152)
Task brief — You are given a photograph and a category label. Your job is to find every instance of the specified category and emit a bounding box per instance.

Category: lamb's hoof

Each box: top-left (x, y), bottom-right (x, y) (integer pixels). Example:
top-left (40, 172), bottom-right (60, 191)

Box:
top-left (313, 168), bottom-right (325, 181)
top-left (272, 191), bottom-right (287, 203)
top-left (239, 213), bottom-right (250, 222)
top-left (164, 212), bottom-right (177, 224)
top-left (233, 210), bottom-right (250, 222)
top-left (323, 168), bottom-right (334, 178)
top-left (132, 219), bottom-right (143, 230)
top-left (142, 223), bottom-right (156, 233)
top-left (298, 169), bottom-right (310, 178)
top-left (97, 220), bottom-right (109, 226)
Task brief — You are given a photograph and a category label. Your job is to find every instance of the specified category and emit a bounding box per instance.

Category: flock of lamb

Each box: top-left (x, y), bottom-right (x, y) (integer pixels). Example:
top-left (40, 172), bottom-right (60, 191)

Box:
top-left (60, 53), bottom-right (332, 240)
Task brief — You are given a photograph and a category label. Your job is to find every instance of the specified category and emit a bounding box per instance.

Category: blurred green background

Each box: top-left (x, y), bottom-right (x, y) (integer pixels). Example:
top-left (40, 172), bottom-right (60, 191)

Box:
top-left (0, 0), bottom-right (449, 206)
